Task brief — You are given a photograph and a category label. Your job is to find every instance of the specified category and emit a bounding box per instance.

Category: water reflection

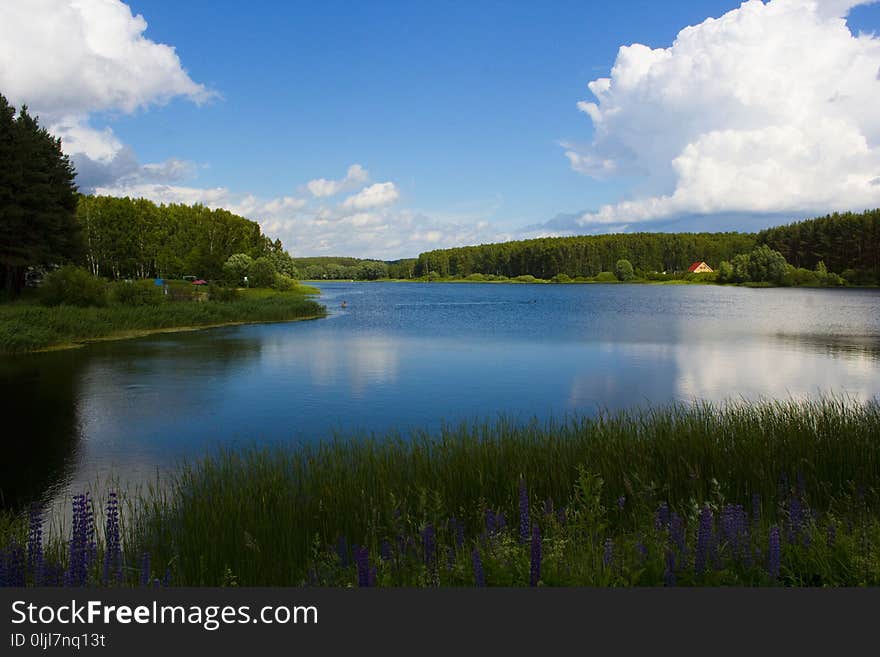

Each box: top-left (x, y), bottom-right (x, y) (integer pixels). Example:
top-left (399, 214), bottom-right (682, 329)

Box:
top-left (3, 282), bottom-right (879, 511)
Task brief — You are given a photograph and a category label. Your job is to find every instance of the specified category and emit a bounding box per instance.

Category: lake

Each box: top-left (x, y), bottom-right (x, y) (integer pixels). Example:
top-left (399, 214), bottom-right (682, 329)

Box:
top-left (3, 282), bottom-right (880, 510)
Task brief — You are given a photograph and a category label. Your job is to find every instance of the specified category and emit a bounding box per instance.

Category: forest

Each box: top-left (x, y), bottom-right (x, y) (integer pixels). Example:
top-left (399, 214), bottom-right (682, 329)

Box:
top-left (77, 195), bottom-right (295, 282)
top-left (410, 210), bottom-right (880, 284)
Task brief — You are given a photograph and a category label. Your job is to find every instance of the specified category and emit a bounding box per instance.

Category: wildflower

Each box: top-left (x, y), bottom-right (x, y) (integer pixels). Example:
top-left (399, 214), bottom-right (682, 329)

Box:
top-left (617, 496), bottom-right (626, 511)
top-left (695, 506), bottom-right (713, 576)
top-left (355, 546), bottom-right (371, 587)
top-left (529, 525), bottom-right (541, 587)
top-left (336, 536), bottom-right (350, 567)
top-left (519, 477), bottom-right (530, 544)
top-left (66, 493), bottom-right (96, 587)
top-left (485, 509), bottom-right (497, 535)
top-left (421, 525), bottom-right (436, 569)
top-left (380, 540), bottom-right (393, 561)
top-left (635, 541), bottom-right (648, 564)
top-left (471, 548), bottom-right (486, 587)
top-left (655, 502), bottom-right (670, 530)
top-left (603, 538), bottom-right (614, 568)
top-left (27, 504), bottom-right (44, 586)
top-left (788, 496), bottom-right (803, 544)
top-left (768, 525), bottom-right (781, 581)
top-left (751, 493), bottom-right (762, 527)
top-left (103, 492), bottom-right (122, 586)
top-left (543, 498), bottom-right (554, 517)
top-left (139, 552), bottom-right (151, 587)
top-left (557, 507), bottom-right (567, 525)
top-left (663, 549), bottom-right (676, 587)
top-left (668, 512), bottom-right (686, 556)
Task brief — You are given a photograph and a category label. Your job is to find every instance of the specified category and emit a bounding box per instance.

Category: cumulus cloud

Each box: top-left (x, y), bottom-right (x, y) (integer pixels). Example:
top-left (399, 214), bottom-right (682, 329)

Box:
top-left (97, 177), bottom-right (512, 259)
top-left (569, 0), bottom-right (880, 228)
top-left (0, 0), bottom-right (214, 190)
top-left (341, 182), bottom-right (400, 211)
top-left (306, 164), bottom-right (369, 197)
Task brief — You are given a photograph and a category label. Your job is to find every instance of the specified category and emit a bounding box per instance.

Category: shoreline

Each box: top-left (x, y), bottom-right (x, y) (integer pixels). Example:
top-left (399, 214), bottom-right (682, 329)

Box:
top-left (30, 314), bottom-right (327, 353)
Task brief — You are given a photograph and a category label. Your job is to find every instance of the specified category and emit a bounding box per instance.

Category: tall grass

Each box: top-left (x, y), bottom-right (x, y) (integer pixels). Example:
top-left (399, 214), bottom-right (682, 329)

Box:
top-left (0, 287), bottom-right (325, 353)
top-left (121, 397), bottom-right (880, 585)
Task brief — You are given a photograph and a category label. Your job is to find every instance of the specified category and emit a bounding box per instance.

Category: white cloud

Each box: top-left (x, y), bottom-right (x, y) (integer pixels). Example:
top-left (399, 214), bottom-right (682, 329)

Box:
top-left (569, 0), bottom-right (880, 228)
top-left (306, 164), bottom-right (369, 197)
top-left (341, 182), bottom-right (400, 211)
top-left (0, 0), bottom-right (214, 191)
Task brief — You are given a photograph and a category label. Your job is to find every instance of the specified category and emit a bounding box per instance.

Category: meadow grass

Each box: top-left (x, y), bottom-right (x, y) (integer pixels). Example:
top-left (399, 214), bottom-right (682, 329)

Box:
top-left (4, 397), bottom-right (879, 586)
top-left (0, 286), bottom-right (325, 354)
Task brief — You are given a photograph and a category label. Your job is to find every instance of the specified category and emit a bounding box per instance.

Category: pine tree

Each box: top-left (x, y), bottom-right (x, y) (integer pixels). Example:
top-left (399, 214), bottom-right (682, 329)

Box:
top-left (0, 94), bottom-right (80, 297)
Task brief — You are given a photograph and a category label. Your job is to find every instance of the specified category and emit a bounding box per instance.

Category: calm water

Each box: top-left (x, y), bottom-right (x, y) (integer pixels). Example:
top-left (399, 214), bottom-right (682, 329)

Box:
top-left (3, 282), bottom-right (880, 510)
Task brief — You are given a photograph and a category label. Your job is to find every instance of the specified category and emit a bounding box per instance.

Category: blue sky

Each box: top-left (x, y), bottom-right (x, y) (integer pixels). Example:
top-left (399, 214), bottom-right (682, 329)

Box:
top-left (3, 0), bottom-right (880, 257)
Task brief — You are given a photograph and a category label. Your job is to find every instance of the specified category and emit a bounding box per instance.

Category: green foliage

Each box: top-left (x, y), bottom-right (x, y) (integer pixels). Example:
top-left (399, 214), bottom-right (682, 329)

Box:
top-left (113, 398), bottom-right (880, 585)
top-left (551, 273), bottom-right (572, 283)
top-left (0, 288), bottom-right (324, 353)
top-left (513, 274), bottom-right (540, 283)
top-left (614, 259), bottom-right (635, 281)
top-left (717, 260), bottom-right (734, 283)
top-left (0, 95), bottom-right (81, 298)
top-left (40, 266), bottom-right (107, 307)
top-left (223, 253), bottom-right (253, 285)
top-left (109, 280), bottom-right (163, 306)
top-left (594, 271), bottom-right (618, 282)
top-left (271, 273), bottom-right (296, 291)
top-left (248, 257), bottom-right (276, 288)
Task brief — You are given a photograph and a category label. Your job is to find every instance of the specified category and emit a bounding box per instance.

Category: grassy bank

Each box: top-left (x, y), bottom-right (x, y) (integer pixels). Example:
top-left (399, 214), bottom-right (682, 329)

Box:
top-left (0, 286), bottom-right (325, 354)
top-left (3, 398), bottom-right (879, 586)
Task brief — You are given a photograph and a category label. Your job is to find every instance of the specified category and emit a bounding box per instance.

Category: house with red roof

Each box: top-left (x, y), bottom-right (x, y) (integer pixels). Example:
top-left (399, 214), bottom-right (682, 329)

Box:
top-left (688, 261), bottom-right (713, 273)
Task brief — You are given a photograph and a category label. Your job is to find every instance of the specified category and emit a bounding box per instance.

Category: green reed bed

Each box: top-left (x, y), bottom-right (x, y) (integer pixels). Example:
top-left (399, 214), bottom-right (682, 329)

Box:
top-left (3, 398), bottom-right (879, 587)
top-left (0, 288), bottom-right (325, 353)
top-left (114, 397), bottom-right (878, 586)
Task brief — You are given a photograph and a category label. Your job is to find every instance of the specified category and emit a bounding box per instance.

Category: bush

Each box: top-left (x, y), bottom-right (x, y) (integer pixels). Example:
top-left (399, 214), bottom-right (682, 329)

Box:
top-left (514, 274), bottom-right (539, 283)
top-left (109, 280), bottom-right (164, 306)
top-left (248, 257), bottom-right (277, 288)
top-left (427, 271), bottom-right (442, 282)
top-left (272, 273), bottom-right (296, 291)
top-left (593, 271), bottom-right (618, 283)
top-left (716, 261), bottom-right (734, 283)
top-left (551, 273), bottom-right (572, 283)
top-left (614, 259), bottom-right (635, 281)
top-left (208, 285), bottom-right (239, 302)
top-left (223, 254), bottom-right (254, 285)
top-left (466, 273), bottom-right (487, 282)
top-left (40, 266), bottom-right (107, 307)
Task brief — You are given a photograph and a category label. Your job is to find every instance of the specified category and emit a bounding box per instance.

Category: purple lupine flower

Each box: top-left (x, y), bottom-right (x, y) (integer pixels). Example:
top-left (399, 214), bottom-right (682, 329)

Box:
top-left (354, 546), bottom-right (371, 587)
top-left (66, 493), bottom-right (96, 587)
top-left (603, 538), bottom-right (614, 568)
top-left (529, 525), bottom-right (541, 587)
top-left (788, 496), bottom-right (803, 544)
top-left (796, 470), bottom-right (806, 498)
top-left (543, 498), bottom-right (554, 517)
top-left (617, 496), bottom-right (626, 511)
top-left (495, 512), bottom-right (507, 532)
top-left (655, 502), bottom-right (671, 530)
top-left (336, 535), bottom-right (350, 567)
top-left (635, 541), bottom-right (648, 564)
top-left (668, 512), bottom-right (686, 556)
top-left (2, 542), bottom-right (26, 587)
top-left (27, 504), bottom-right (44, 586)
top-left (446, 547), bottom-right (455, 571)
top-left (162, 568), bottom-right (171, 587)
top-left (519, 477), bottom-right (530, 544)
top-left (485, 509), bottom-right (497, 535)
top-left (768, 525), bottom-right (781, 580)
top-left (421, 524), bottom-right (436, 570)
top-left (471, 548), bottom-right (486, 587)
top-left (139, 552), bottom-right (151, 587)
top-left (452, 518), bottom-right (465, 549)
top-left (752, 493), bottom-right (762, 528)
top-left (380, 540), bottom-right (393, 561)
top-left (663, 549), bottom-right (676, 587)
top-left (694, 506), bottom-right (713, 576)
top-left (103, 492), bottom-right (122, 586)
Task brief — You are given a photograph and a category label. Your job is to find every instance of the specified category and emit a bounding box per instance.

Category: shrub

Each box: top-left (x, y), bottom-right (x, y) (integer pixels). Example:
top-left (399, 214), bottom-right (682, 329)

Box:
top-left (40, 266), bottom-right (107, 307)
top-left (466, 273), bottom-right (487, 282)
top-left (223, 254), bottom-right (254, 285)
top-left (551, 273), bottom-right (572, 283)
top-left (248, 257), bottom-right (277, 288)
top-left (109, 280), bottom-right (163, 306)
top-left (427, 271), bottom-right (442, 282)
top-left (514, 275), bottom-right (538, 283)
top-left (272, 273), bottom-right (296, 291)
top-left (594, 271), bottom-right (618, 283)
top-left (614, 259), bottom-right (635, 281)
top-left (208, 285), bottom-right (239, 302)
top-left (716, 261), bottom-right (734, 283)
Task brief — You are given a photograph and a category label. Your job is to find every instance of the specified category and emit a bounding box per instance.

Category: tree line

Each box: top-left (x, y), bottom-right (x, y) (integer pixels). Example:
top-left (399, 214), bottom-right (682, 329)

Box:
top-left (78, 195), bottom-right (295, 282)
